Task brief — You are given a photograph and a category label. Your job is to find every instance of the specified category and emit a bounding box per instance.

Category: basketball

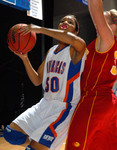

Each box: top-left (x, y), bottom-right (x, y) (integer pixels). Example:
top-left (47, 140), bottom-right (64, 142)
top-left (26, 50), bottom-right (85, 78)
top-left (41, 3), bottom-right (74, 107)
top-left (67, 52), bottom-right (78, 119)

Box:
top-left (7, 24), bottom-right (36, 54)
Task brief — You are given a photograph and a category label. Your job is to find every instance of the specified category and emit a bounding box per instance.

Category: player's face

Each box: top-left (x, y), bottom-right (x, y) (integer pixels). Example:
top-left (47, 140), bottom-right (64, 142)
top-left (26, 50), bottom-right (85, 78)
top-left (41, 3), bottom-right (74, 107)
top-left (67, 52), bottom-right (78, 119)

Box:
top-left (58, 16), bottom-right (77, 35)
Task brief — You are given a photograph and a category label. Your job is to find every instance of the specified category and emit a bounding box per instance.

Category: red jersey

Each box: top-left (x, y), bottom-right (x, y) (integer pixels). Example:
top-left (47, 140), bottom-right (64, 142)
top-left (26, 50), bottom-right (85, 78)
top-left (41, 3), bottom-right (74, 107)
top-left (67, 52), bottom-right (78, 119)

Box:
top-left (65, 37), bottom-right (117, 150)
top-left (82, 36), bottom-right (117, 94)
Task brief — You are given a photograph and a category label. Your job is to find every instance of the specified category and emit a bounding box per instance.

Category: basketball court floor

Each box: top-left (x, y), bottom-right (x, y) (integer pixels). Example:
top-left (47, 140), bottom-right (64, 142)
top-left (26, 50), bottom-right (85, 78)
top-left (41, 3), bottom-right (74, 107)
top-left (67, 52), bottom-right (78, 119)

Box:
top-left (0, 137), bottom-right (25, 150)
top-left (0, 137), bottom-right (65, 150)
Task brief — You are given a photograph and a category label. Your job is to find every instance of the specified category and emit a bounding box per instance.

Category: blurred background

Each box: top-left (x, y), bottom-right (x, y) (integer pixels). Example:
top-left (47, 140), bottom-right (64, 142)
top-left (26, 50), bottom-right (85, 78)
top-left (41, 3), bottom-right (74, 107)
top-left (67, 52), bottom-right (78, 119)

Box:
top-left (0, 0), bottom-right (117, 126)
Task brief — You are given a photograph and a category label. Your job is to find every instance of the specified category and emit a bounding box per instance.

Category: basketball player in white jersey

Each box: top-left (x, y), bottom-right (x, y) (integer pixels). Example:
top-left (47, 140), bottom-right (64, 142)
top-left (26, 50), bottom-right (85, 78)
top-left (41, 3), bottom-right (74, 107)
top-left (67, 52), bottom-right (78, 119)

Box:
top-left (3, 15), bottom-right (86, 150)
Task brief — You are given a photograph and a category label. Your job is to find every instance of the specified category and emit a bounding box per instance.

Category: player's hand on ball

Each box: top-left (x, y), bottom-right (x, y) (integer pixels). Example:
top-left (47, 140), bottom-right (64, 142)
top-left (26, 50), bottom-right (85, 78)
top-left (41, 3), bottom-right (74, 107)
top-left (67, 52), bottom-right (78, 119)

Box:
top-left (20, 24), bottom-right (41, 35)
top-left (14, 51), bottom-right (28, 60)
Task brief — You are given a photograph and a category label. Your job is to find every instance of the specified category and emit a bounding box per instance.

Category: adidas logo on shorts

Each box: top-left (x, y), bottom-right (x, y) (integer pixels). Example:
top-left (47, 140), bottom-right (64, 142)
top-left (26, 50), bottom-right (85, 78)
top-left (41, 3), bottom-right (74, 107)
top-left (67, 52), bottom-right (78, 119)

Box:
top-left (43, 134), bottom-right (54, 142)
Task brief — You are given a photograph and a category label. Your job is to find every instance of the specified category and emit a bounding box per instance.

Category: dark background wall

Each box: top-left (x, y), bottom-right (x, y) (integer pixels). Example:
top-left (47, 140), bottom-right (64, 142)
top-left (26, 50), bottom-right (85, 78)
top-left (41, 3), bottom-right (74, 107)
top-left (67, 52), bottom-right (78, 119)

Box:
top-left (0, 0), bottom-right (54, 126)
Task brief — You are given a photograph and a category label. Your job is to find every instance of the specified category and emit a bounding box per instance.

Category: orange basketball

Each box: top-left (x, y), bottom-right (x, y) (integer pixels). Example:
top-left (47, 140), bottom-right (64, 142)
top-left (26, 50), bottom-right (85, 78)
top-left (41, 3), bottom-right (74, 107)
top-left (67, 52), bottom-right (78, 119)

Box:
top-left (7, 24), bottom-right (36, 54)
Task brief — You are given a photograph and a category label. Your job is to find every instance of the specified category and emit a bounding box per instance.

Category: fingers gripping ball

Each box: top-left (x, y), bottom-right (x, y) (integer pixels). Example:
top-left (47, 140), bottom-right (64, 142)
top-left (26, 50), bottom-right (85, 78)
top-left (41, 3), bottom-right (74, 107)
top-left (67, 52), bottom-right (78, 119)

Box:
top-left (7, 24), bottom-right (36, 54)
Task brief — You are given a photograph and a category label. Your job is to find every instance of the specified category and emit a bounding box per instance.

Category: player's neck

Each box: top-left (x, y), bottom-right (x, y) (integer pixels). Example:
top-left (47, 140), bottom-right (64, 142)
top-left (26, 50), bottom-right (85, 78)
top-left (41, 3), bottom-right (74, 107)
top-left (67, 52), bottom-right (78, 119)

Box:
top-left (55, 43), bottom-right (68, 53)
top-left (58, 42), bottom-right (68, 49)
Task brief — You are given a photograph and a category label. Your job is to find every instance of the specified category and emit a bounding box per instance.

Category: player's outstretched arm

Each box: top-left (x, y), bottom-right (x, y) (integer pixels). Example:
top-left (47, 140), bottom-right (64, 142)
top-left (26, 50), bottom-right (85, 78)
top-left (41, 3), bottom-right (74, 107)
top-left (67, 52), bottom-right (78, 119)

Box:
top-left (88, 0), bottom-right (114, 51)
top-left (20, 24), bottom-right (86, 54)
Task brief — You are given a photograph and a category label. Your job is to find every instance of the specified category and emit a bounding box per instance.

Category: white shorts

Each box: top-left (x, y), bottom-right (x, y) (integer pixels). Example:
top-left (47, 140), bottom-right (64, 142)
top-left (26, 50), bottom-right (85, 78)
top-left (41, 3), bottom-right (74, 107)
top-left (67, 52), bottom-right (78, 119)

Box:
top-left (13, 98), bottom-right (76, 150)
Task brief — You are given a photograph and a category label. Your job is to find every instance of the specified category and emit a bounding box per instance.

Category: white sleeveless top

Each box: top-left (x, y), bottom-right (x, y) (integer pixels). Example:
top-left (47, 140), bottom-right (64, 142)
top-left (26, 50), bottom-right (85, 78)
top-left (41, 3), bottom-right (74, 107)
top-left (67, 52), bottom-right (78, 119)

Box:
top-left (42, 45), bottom-right (85, 105)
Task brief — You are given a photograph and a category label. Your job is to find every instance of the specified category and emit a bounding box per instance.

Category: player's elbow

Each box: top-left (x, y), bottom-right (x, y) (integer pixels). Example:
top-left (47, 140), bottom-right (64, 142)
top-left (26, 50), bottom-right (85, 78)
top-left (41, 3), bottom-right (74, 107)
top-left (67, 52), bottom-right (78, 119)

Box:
top-left (81, 41), bottom-right (86, 52)
top-left (33, 81), bottom-right (41, 87)
top-left (73, 38), bottom-right (86, 53)
top-left (32, 77), bottom-right (42, 86)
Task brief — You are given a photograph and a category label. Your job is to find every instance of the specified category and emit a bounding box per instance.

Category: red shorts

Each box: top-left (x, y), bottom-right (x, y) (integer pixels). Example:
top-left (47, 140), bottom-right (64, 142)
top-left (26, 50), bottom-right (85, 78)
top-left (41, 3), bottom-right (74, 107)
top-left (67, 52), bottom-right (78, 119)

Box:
top-left (65, 91), bottom-right (117, 150)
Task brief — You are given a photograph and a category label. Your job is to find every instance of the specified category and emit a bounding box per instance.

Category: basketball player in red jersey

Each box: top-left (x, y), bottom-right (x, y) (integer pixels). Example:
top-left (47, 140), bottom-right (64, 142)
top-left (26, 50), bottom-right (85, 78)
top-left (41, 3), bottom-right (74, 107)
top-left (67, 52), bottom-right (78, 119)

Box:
top-left (65, 0), bottom-right (117, 150)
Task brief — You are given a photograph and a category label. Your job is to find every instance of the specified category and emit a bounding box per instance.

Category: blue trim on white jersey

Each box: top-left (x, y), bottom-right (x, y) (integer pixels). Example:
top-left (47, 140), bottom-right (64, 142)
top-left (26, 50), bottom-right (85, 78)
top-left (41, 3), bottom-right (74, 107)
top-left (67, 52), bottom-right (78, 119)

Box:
top-left (67, 83), bottom-right (73, 103)
top-left (65, 59), bottom-right (82, 103)
top-left (68, 59), bottom-right (82, 80)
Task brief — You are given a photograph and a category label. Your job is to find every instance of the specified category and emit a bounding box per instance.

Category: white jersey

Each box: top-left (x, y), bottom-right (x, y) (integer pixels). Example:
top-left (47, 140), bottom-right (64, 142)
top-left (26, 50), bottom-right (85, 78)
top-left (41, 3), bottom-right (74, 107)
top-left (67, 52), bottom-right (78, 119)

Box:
top-left (43, 44), bottom-right (85, 105)
top-left (13, 44), bottom-right (85, 150)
